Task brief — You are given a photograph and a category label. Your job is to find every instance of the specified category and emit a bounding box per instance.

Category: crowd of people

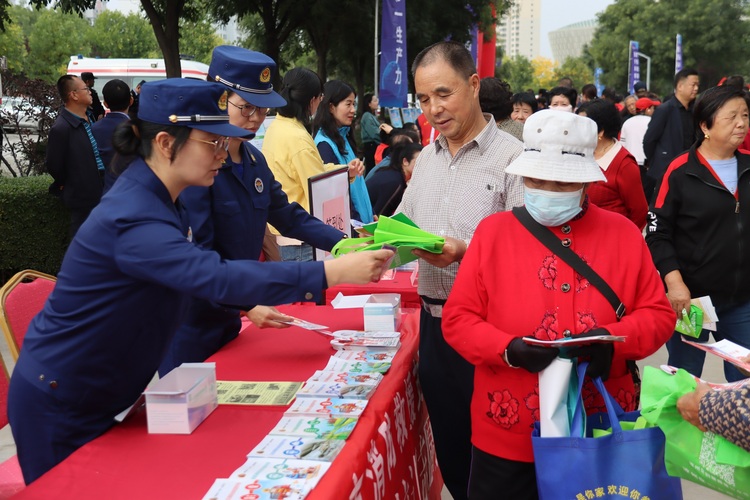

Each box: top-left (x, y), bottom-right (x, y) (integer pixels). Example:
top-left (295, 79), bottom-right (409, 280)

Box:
top-left (10, 39), bottom-right (750, 498)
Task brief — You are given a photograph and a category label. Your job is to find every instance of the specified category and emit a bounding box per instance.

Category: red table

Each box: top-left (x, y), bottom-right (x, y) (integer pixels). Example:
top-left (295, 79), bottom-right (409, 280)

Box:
top-left (15, 305), bottom-right (441, 500)
top-left (325, 270), bottom-right (421, 309)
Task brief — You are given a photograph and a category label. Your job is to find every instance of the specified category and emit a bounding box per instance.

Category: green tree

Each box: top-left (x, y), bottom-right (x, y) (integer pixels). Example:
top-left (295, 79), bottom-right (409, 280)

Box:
top-left (179, 17), bottom-right (224, 64)
top-left (498, 55), bottom-right (536, 94)
top-left (0, 22), bottom-right (25, 72)
top-left (89, 11), bottom-right (158, 58)
top-left (554, 57), bottom-right (594, 89)
top-left (588, 0), bottom-right (750, 97)
top-left (26, 8), bottom-right (90, 82)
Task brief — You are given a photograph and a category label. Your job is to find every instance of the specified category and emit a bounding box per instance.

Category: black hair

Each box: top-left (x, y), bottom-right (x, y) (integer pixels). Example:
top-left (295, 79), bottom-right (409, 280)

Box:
top-left (402, 122), bottom-right (421, 143)
top-left (693, 85), bottom-right (749, 147)
top-left (577, 99), bottom-right (622, 139)
top-left (581, 84), bottom-right (597, 101)
top-left (511, 92), bottom-right (538, 112)
top-left (56, 74), bottom-right (78, 102)
top-left (724, 75), bottom-right (746, 90)
top-left (479, 77), bottom-right (513, 121)
top-left (313, 80), bottom-right (356, 157)
top-left (278, 67), bottom-right (324, 127)
top-left (390, 126), bottom-right (420, 146)
top-left (102, 79), bottom-right (131, 112)
top-left (558, 76), bottom-right (574, 88)
top-left (112, 117), bottom-right (191, 164)
top-left (601, 87), bottom-right (617, 101)
top-left (411, 41), bottom-right (476, 79)
top-left (674, 68), bottom-right (699, 89)
top-left (361, 93), bottom-right (377, 116)
top-left (384, 142), bottom-right (422, 174)
top-left (548, 86), bottom-right (578, 107)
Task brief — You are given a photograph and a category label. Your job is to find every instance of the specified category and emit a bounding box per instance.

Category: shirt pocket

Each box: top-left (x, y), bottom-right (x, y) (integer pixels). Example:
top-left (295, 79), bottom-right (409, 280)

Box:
top-left (214, 199), bottom-right (241, 217)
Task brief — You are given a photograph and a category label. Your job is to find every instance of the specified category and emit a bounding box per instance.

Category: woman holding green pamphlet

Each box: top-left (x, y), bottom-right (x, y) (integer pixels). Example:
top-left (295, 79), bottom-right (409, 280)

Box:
top-left (646, 84), bottom-right (750, 382)
top-left (441, 110), bottom-right (675, 498)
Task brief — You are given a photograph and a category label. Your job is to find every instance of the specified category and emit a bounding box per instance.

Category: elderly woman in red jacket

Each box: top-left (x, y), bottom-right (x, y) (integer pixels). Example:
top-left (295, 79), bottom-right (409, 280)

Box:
top-left (442, 110), bottom-right (675, 499)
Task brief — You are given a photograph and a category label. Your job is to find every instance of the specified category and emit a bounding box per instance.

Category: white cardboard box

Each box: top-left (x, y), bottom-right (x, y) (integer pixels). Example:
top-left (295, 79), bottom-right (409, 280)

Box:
top-left (364, 293), bottom-right (401, 331)
top-left (144, 362), bottom-right (218, 434)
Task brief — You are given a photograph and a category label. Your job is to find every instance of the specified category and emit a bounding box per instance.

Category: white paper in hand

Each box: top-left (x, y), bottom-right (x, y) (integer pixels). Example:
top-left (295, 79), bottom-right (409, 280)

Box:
top-left (538, 357), bottom-right (574, 438)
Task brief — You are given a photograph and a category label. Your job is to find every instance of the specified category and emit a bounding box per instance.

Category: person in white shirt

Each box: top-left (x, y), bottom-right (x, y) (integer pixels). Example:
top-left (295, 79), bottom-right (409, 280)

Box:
top-left (620, 97), bottom-right (660, 201)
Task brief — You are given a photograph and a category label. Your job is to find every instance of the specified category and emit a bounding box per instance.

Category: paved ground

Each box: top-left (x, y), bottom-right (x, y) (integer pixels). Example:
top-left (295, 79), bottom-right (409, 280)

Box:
top-left (0, 336), bottom-right (736, 498)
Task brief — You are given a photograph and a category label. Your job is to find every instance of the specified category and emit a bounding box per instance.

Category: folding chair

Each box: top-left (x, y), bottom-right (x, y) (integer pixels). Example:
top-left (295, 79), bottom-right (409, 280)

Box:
top-left (0, 270), bottom-right (56, 363)
top-left (0, 355), bottom-right (25, 497)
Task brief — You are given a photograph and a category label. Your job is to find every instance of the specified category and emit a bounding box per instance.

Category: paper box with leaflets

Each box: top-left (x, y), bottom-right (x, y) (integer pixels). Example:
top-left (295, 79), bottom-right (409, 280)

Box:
top-left (364, 293), bottom-right (401, 331)
top-left (144, 362), bottom-right (218, 434)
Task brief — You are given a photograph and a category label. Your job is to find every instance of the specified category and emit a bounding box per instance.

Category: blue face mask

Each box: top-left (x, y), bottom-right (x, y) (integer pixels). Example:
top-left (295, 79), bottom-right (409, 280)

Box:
top-left (524, 186), bottom-right (583, 227)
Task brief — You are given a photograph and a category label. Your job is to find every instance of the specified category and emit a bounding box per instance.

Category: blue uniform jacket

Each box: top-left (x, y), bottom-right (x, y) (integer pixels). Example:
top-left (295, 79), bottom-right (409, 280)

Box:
top-left (11, 158), bottom-right (327, 417)
top-left (159, 142), bottom-right (344, 372)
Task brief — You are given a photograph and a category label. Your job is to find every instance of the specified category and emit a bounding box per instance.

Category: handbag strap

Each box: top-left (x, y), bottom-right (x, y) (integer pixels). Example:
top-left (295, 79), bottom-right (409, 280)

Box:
top-left (512, 207), bottom-right (626, 320)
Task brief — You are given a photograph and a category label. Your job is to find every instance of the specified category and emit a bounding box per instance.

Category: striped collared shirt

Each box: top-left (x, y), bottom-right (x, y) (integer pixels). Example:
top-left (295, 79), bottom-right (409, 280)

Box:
top-left (397, 114), bottom-right (524, 301)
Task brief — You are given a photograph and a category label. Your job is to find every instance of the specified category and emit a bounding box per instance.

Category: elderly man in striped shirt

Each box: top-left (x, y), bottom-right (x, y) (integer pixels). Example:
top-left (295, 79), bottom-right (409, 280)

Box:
top-left (397, 40), bottom-right (524, 500)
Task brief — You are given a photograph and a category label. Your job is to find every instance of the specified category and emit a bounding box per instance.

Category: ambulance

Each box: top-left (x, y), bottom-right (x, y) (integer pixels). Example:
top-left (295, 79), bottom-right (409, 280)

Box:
top-left (66, 56), bottom-right (210, 94)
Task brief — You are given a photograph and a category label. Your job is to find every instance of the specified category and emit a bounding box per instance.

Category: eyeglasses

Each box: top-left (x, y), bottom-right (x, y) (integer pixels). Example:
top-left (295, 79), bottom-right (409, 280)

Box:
top-left (228, 100), bottom-right (269, 118)
top-left (71, 87), bottom-right (91, 93)
top-left (188, 136), bottom-right (230, 155)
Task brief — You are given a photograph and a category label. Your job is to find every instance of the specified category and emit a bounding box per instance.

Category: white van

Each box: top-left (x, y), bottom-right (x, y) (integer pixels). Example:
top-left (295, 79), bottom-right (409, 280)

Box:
top-left (66, 56), bottom-right (210, 94)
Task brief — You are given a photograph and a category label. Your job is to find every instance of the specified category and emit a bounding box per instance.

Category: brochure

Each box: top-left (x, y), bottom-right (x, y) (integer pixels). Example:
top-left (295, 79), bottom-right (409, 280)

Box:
top-left (284, 397), bottom-right (368, 418)
top-left (216, 381), bottom-right (302, 406)
top-left (323, 358), bottom-right (391, 374)
top-left (659, 365), bottom-right (750, 390)
top-left (522, 335), bottom-right (626, 347)
top-left (330, 337), bottom-right (401, 352)
top-left (680, 338), bottom-right (750, 372)
top-left (332, 350), bottom-right (395, 363)
top-left (247, 435), bottom-right (346, 462)
top-left (296, 381), bottom-right (376, 400)
top-left (267, 416), bottom-right (358, 440)
top-left (229, 457), bottom-right (331, 481)
top-left (307, 370), bottom-right (383, 386)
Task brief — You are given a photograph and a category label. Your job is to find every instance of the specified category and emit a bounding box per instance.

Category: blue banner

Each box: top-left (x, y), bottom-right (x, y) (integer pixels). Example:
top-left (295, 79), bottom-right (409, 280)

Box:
top-left (675, 34), bottom-right (683, 74)
top-left (379, 0), bottom-right (408, 108)
top-left (628, 41), bottom-right (640, 95)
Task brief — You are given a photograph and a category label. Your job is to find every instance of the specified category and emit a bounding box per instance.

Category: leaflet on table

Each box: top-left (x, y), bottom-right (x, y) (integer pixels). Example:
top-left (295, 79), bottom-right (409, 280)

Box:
top-left (229, 457), bottom-right (331, 481)
top-left (296, 381), bottom-right (376, 400)
top-left (324, 357), bottom-right (391, 374)
top-left (659, 365), bottom-right (750, 390)
top-left (217, 381), bottom-right (302, 406)
top-left (680, 338), bottom-right (750, 372)
top-left (247, 435), bottom-right (346, 462)
top-left (332, 329), bottom-right (400, 339)
top-left (268, 416), bottom-right (358, 440)
top-left (307, 369), bottom-right (383, 386)
top-left (330, 337), bottom-right (401, 352)
top-left (332, 349), bottom-right (395, 363)
top-left (285, 396), bottom-right (368, 417)
top-left (202, 473), bottom-right (321, 500)
top-left (522, 335), bottom-right (626, 347)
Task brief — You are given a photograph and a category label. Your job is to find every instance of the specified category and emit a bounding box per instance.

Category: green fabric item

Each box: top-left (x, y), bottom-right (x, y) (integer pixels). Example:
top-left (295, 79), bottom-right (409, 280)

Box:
top-left (674, 304), bottom-right (704, 338)
top-left (332, 213), bottom-right (444, 269)
top-left (640, 366), bottom-right (750, 499)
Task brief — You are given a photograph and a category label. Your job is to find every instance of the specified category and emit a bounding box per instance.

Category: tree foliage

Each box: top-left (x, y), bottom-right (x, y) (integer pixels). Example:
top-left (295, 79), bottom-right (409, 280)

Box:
top-left (27, 8), bottom-right (90, 82)
top-left (179, 17), bottom-right (224, 64)
top-left (90, 11), bottom-right (158, 59)
top-left (554, 57), bottom-right (594, 90)
top-left (588, 0), bottom-right (750, 97)
top-left (498, 55), bottom-right (535, 94)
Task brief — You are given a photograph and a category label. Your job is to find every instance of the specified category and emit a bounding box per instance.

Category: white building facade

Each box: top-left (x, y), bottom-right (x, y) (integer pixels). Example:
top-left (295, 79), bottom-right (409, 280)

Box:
top-left (496, 0), bottom-right (541, 60)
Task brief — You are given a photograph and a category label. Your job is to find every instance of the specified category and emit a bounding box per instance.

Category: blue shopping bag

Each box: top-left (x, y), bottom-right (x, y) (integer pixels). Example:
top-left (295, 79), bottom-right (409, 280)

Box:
top-left (532, 362), bottom-right (682, 500)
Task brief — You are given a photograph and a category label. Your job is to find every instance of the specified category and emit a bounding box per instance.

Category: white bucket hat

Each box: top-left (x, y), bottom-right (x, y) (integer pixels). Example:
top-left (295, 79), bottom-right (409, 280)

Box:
top-left (505, 109), bottom-right (606, 183)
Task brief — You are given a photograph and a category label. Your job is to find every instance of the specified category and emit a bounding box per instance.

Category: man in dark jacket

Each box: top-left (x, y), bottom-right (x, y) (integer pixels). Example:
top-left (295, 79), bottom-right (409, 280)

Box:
top-left (642, 68), bottom-right (700, 201)
top-left (92, 79), bottom-right (132, 192)
top-left (47, 75), bottom-right (105, 237)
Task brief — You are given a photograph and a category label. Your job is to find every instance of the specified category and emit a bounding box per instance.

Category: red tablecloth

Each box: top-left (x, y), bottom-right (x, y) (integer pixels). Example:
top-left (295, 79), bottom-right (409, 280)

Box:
top-left (325, 270), bottom-right (421, 309)
top-left (15, 305), bottom-right (441, 500)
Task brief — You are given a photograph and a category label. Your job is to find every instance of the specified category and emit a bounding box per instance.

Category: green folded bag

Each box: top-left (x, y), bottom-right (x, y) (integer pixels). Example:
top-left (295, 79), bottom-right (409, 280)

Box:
top-left (332, 213), bottom-right (444, 269)
top-left (675, 305), bottom-right (704, 338)
top-left (641, 366), bottom-right (750, 499)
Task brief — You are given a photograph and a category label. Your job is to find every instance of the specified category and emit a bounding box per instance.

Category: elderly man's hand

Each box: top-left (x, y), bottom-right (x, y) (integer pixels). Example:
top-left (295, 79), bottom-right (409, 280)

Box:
top-left (412, 236), bottom-right (467, 268)
top-left (676, 382), bottom-right (712, 431)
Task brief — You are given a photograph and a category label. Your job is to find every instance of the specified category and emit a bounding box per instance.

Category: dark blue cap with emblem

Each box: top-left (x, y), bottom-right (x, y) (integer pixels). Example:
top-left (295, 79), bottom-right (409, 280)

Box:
top-left (138, 79), bottom-right (252, 138)
top-left (208, 45), bottom-right (287, 109)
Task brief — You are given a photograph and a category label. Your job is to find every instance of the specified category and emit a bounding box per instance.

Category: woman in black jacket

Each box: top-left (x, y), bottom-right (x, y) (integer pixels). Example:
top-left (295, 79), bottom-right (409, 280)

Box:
top-left (366, 142), bottom-right (422, 217)
top-left (646, 85), bottom-right (750, 382)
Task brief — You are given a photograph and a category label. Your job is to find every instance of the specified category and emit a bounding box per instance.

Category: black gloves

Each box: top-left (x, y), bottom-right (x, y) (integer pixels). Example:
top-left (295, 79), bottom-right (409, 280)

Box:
top-left (565, 328), bottom-right (615, 381)
top-left (506, 338), bottom-right (560, 373)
